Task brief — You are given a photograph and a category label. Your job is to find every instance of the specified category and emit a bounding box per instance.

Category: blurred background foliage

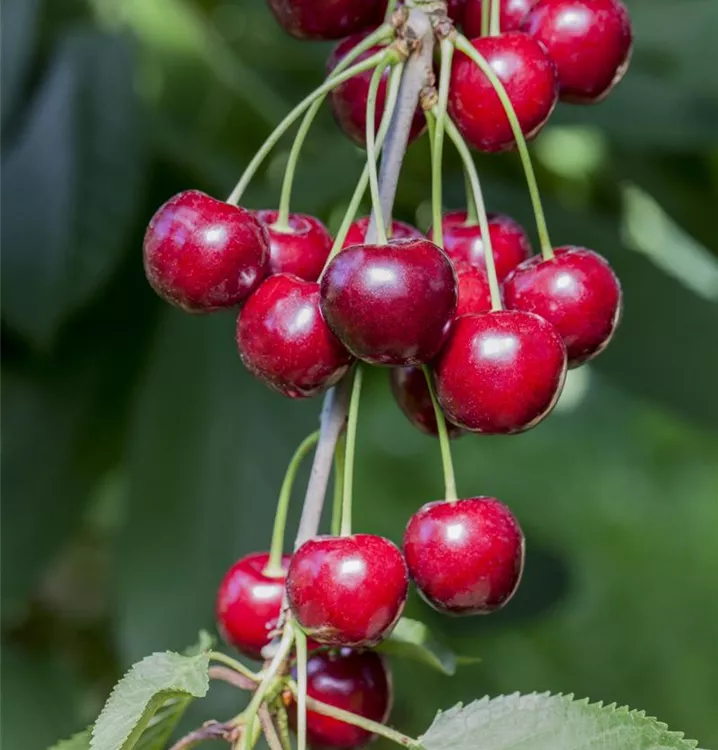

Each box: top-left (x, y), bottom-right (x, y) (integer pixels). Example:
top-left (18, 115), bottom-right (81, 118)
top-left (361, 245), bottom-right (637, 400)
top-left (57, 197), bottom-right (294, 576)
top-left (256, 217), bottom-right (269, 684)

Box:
top-left (2, 0), bottom-right (718, 747)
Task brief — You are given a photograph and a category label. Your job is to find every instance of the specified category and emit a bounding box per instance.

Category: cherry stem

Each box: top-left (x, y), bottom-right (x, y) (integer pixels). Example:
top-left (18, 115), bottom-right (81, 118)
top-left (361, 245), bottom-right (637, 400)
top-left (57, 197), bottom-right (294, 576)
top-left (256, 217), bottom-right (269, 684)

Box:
top-left (264, 431), bottom-right (320, 577)
top-left (384, 0), bottom-right (399, 20)
top-left (226, 50), bottom-right (389, 207)
top-left (294, 626), bottom-right (308, 750)
top-left (454, 34), bottom-right (554, 260)
top-left (481, 0), bottom-right (491, 36)
top-left (273, 25), bottom-right (394, 230)
top-left (489, 0), bottom-right (501, 35)
top-left (331, 433), bottom-right (346, 537)
top-left (421, 366), bottom-right (458, 501)
top-left (464, 169), bottom-right (479, 225)
top-left (339, 365), bottom-right (364, 537)
top-left (258, 705), bottom-right (284, 750)
top-left (209, 651), bottom-right (260, 683)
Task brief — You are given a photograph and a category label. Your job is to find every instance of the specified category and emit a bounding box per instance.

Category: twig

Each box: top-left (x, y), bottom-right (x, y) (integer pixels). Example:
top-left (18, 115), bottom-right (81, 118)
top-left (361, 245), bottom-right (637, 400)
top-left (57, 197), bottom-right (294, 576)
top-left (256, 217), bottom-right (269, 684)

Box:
top-left (167, 721), bottom-right (237, 750)
top-left (208, 666), bottom-right (257, 692)
top-left (258, 705), bottom-right (285, 750)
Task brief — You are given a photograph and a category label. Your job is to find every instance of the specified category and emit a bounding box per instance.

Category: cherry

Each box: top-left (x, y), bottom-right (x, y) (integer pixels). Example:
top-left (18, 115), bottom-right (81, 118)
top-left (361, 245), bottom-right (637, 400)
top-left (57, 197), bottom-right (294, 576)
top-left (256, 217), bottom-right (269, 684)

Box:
top-left (463, 0), bottom-right (536, 36)
top-left (327, 33), bottom-right (425, 148)
top-left (286, 534), bottom-right (408, 647)
top-left (454, 263), bottom-right (494, 317)
top-left (216, 552), bottom-right (289, 660)
top-left (390, 366), bottom-right (464, 439)
top-left (448, 31), bottom-right (557, 152)
top-left (236, 274), bottom-right (352, 398)
top-left (403, 497), bottom-right (524, 614)
top-left (522, 0), bottom-right (632, 104)
top-left (265, 0), bottom-right (386, 40)
top-left (143, 190), bottom-right (269, 313)
top-left (320, 239), bottom-right (457, 366)
top-left (255, 210), bottom-right (332, 282)
top-left (504, 246), bottom-right (622, 367)
top-left (290, 649), bottom-right (392, 749)
top-left (432, 210), bottom-right (532, 281)
top-left (343, 216), bottom-right (423, 249)
top-left (434, 310), bottom-right (566, 433)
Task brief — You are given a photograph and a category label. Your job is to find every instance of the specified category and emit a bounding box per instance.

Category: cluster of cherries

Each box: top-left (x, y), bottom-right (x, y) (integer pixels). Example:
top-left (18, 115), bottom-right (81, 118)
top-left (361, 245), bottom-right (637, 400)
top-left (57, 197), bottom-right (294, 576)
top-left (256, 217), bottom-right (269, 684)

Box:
top-left (143, 0), bottom-right (630, 747)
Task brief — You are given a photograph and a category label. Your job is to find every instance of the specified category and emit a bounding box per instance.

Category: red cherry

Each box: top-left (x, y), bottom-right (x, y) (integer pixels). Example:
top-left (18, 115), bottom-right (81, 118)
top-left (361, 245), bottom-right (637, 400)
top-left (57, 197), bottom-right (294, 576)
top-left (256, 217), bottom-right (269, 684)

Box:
top-left (290, 649), bottom-right (392, 749)
top-left (255, 210), bottom-right (332, 282)
top-left (327, 33), bottom-right (426, 148)
top-left (342, 216), bottom-right (423, 249)
top-left (265, 0), bottom-right (386, 40)
top-left (434, 310), bottom-right (566, 433)
top-left (403, 497), bottom-right (524, 614)
top-left (143, 190), bottom-right (269, 312)
top-left (320, 239), bottom-right (457, 366)
top-left (286, 534), bottom-right (408, 647)
top-left (446, 0), bottom-right (468, 23)
top-left (504, 246), bottom-right (622, 367)
top-left (390, 366), bottom-right (464, 439)
top-left (455, 263), bottom-right (494, 317)
top-left (448, 32), bottom-right (557, 152)
top-left (463, 0), bottom-right (536, 35)
top-left (216, 552), bottom-right (289, 660)
top-left (431, 210), bottom-right (532, 281)
top-left (236, 274), bottom-right (352, 398)
top-left (522, 0), bottom-right (632, 104)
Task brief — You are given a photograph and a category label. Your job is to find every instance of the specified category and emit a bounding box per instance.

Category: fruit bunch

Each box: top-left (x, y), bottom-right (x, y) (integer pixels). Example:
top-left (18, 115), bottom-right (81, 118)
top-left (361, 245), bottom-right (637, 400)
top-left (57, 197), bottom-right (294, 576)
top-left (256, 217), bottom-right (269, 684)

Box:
top-left (142, 0), bottom-right (630, 747)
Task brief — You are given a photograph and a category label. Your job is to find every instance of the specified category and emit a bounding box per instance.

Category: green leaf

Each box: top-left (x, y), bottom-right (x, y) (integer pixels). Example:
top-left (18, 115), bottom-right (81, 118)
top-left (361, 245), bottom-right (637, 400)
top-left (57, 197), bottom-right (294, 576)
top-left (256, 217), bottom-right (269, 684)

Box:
top-left (90, 650), bottom-right (210, 750)
top-left (420, 693), bottom-right (699, 750)
top-left (132, 698), bottom-right (192, 750)
top-left (50, 730), bottom-right (92, 750)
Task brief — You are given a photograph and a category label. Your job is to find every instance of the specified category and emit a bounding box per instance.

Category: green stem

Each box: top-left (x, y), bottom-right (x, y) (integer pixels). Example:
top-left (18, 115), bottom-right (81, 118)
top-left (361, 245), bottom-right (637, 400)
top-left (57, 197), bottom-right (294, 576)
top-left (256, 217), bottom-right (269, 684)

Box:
top-left (455, 34), bottom-right (554, 260)
top-left (294, 626), bottom-right (308, 750)
top-left (421, 366), bottom-right (458, 501)
top-left (331, 433), bottom-right (346, 537)
top-left (464, 169), bottom-right (478, 224)
top-left (489, 0), bottom-right (500, 35)
top-left (384, 0), bottom-right (399, 20)
top-left (340, 366), bottom-right (364, 537)
top-left (366, 61), bottom-right (392, 245)
top-left (226, 50), bottom-right (389, 206)
top-left (209, 652), bottom-right (259, 683)
top-left (264, 431), bottom-right (320, 577)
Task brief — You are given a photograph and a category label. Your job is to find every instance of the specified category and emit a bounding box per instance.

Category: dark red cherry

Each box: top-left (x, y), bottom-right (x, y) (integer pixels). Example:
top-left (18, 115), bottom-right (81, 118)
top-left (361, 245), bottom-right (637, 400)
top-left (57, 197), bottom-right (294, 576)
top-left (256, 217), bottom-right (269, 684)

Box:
top-left (504, 246), bottom-right (621, 367)
top-left (320, 239), bottom-right (457, 366)
top-left (236, 274), bottom-right (352, 398)
top-left (327, 33), bottom-right (426, 147)
top-left (343, 216), bottom-right (422, 249)
top-left (431, 211), bottom-right (532, 281)
top-left (463, 0), bottom-right (536, 35)
top-left (255, 210), bottom-right (332, 282)
top-left (434, 310), bottom-right (566, 433)
top-left (216, 552), bottom-right (289, 660)
top-left (286, 534), bottom-right (408, 647)
top-left (265, 0), bottom-right (386, 40)
top-left (522, 0), bottom-right (632, 103)
top-left (448, 32), bottom-right (557, 152)
top-left (455, 263), bottom-right (494, 317)
top-left (143, 190), bottom-right (269, 312)
top-left (403, 497), bottom-right (524, 614)
top-left (390, 367), bottom-right (464, 439)
top-left (290, 649), bottom-right (392, 749)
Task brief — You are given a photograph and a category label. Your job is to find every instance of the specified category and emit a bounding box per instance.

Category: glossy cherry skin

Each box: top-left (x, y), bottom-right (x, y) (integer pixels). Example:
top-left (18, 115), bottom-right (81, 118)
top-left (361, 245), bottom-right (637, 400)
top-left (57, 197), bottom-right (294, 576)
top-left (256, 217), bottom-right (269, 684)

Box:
top-left (286, 534), bottom-right (408, 647)
top-left (327, 33), bottom-right (426, 148)
top-left (390, 367), bottom-right (464, 439)
top-left (342, 216), bottom-right (422, 249)
top-left (143, 190), bottom-right (269, 313)
top-left (236, 274), bottom-right (352, 398)
top-left (448, 32), bottom-right (557, 152)
top-left (255, 210), bottom-right (332, 282)
top-left (504, 246), bottom-right (621, 367)
top-left (290, 649), bottom-right (392, 749)
top-left (434, 310), bottom-right (566, 433)
top-left (265, 0), bottom-right (386, 40)
top-left (522, 0), bottom-right (632, 104)
top-left (320, 239), bottom-right (457, 366)
top-left (432, 211), bottom-right (532, 281)
top-left (404, 497), bottom-right (524, 614)
top-left (455, 263), bottom-right (494, 317)
top-left (463, 0), bottom-right (535, 35)
top-left (216, 552), bottom-right (289, 660)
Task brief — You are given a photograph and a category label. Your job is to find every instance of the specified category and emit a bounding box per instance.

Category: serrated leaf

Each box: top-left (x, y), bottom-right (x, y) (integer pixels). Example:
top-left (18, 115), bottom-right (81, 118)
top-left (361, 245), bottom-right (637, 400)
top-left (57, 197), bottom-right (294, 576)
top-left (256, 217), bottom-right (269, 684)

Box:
top-left (49, 729), bottom-right (92, 750)
top-left (133, 698), bottom-right (192, 750)
top-left (90, 650), bottom-right (209, 750)
top-left (420, 693), bottom-right (699, 750)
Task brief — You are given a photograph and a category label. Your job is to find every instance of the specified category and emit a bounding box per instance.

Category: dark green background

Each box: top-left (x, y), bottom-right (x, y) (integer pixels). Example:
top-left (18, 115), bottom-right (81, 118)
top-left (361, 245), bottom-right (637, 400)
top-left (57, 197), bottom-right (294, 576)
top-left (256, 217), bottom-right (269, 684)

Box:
top-left (2, 0), bottom-right (717, 747)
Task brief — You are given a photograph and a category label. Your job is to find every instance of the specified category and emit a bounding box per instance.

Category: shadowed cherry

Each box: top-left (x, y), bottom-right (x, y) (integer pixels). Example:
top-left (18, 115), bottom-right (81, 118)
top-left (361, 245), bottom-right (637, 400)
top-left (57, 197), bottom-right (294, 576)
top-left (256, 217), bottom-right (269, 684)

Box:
top-left (266, 0), bottom-right (386, 40)
top-left (464, 0), bottom-right (536, 35)
top-left (342, 216), bottom-right (423, 249)
top-left (455, 262), bottom-right (494, 317)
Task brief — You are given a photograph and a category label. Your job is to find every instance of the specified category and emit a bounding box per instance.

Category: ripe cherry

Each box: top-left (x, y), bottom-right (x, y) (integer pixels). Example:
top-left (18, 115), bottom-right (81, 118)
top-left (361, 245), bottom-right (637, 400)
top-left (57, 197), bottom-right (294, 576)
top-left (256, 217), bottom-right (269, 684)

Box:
top-left (404, 497), bottom-right (524, 614)
top-left (454, 263), bottom-right (494, 317)
top-left (504, 246), bottom-right (622, 367)
top-left (320, 239), bottom-right (457, 366)
top-left (327, 33), bottom-right (425, 148)
top-left (265, 0), bottom-right (386, 40)
top-left (434, 310), bottom-right (566, 433)
top-left (522, 0), bottom-right (632, 104)
top-left (343, 216), bottom-right (422, 249)
top-left (143, 190), bottom-right (269, 312)
top-left (448, 32), bottom-right (557, 152)
top-left (290, 649), bottom-right (392, 749)
top-left (255, 210), bottom-right (332, 282)
top-left (463, 0), bottom-right (536, 36)
top-left (286, 534), bottom-right (408, 647)
top-left (432, 210), bottom-right (532, 281)
top-left (216, 552), bottom-right (288, 660)
top-left (390, 367), bottom-right (464, 439)
top-left (236, 274), bottom-right (352, 398)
